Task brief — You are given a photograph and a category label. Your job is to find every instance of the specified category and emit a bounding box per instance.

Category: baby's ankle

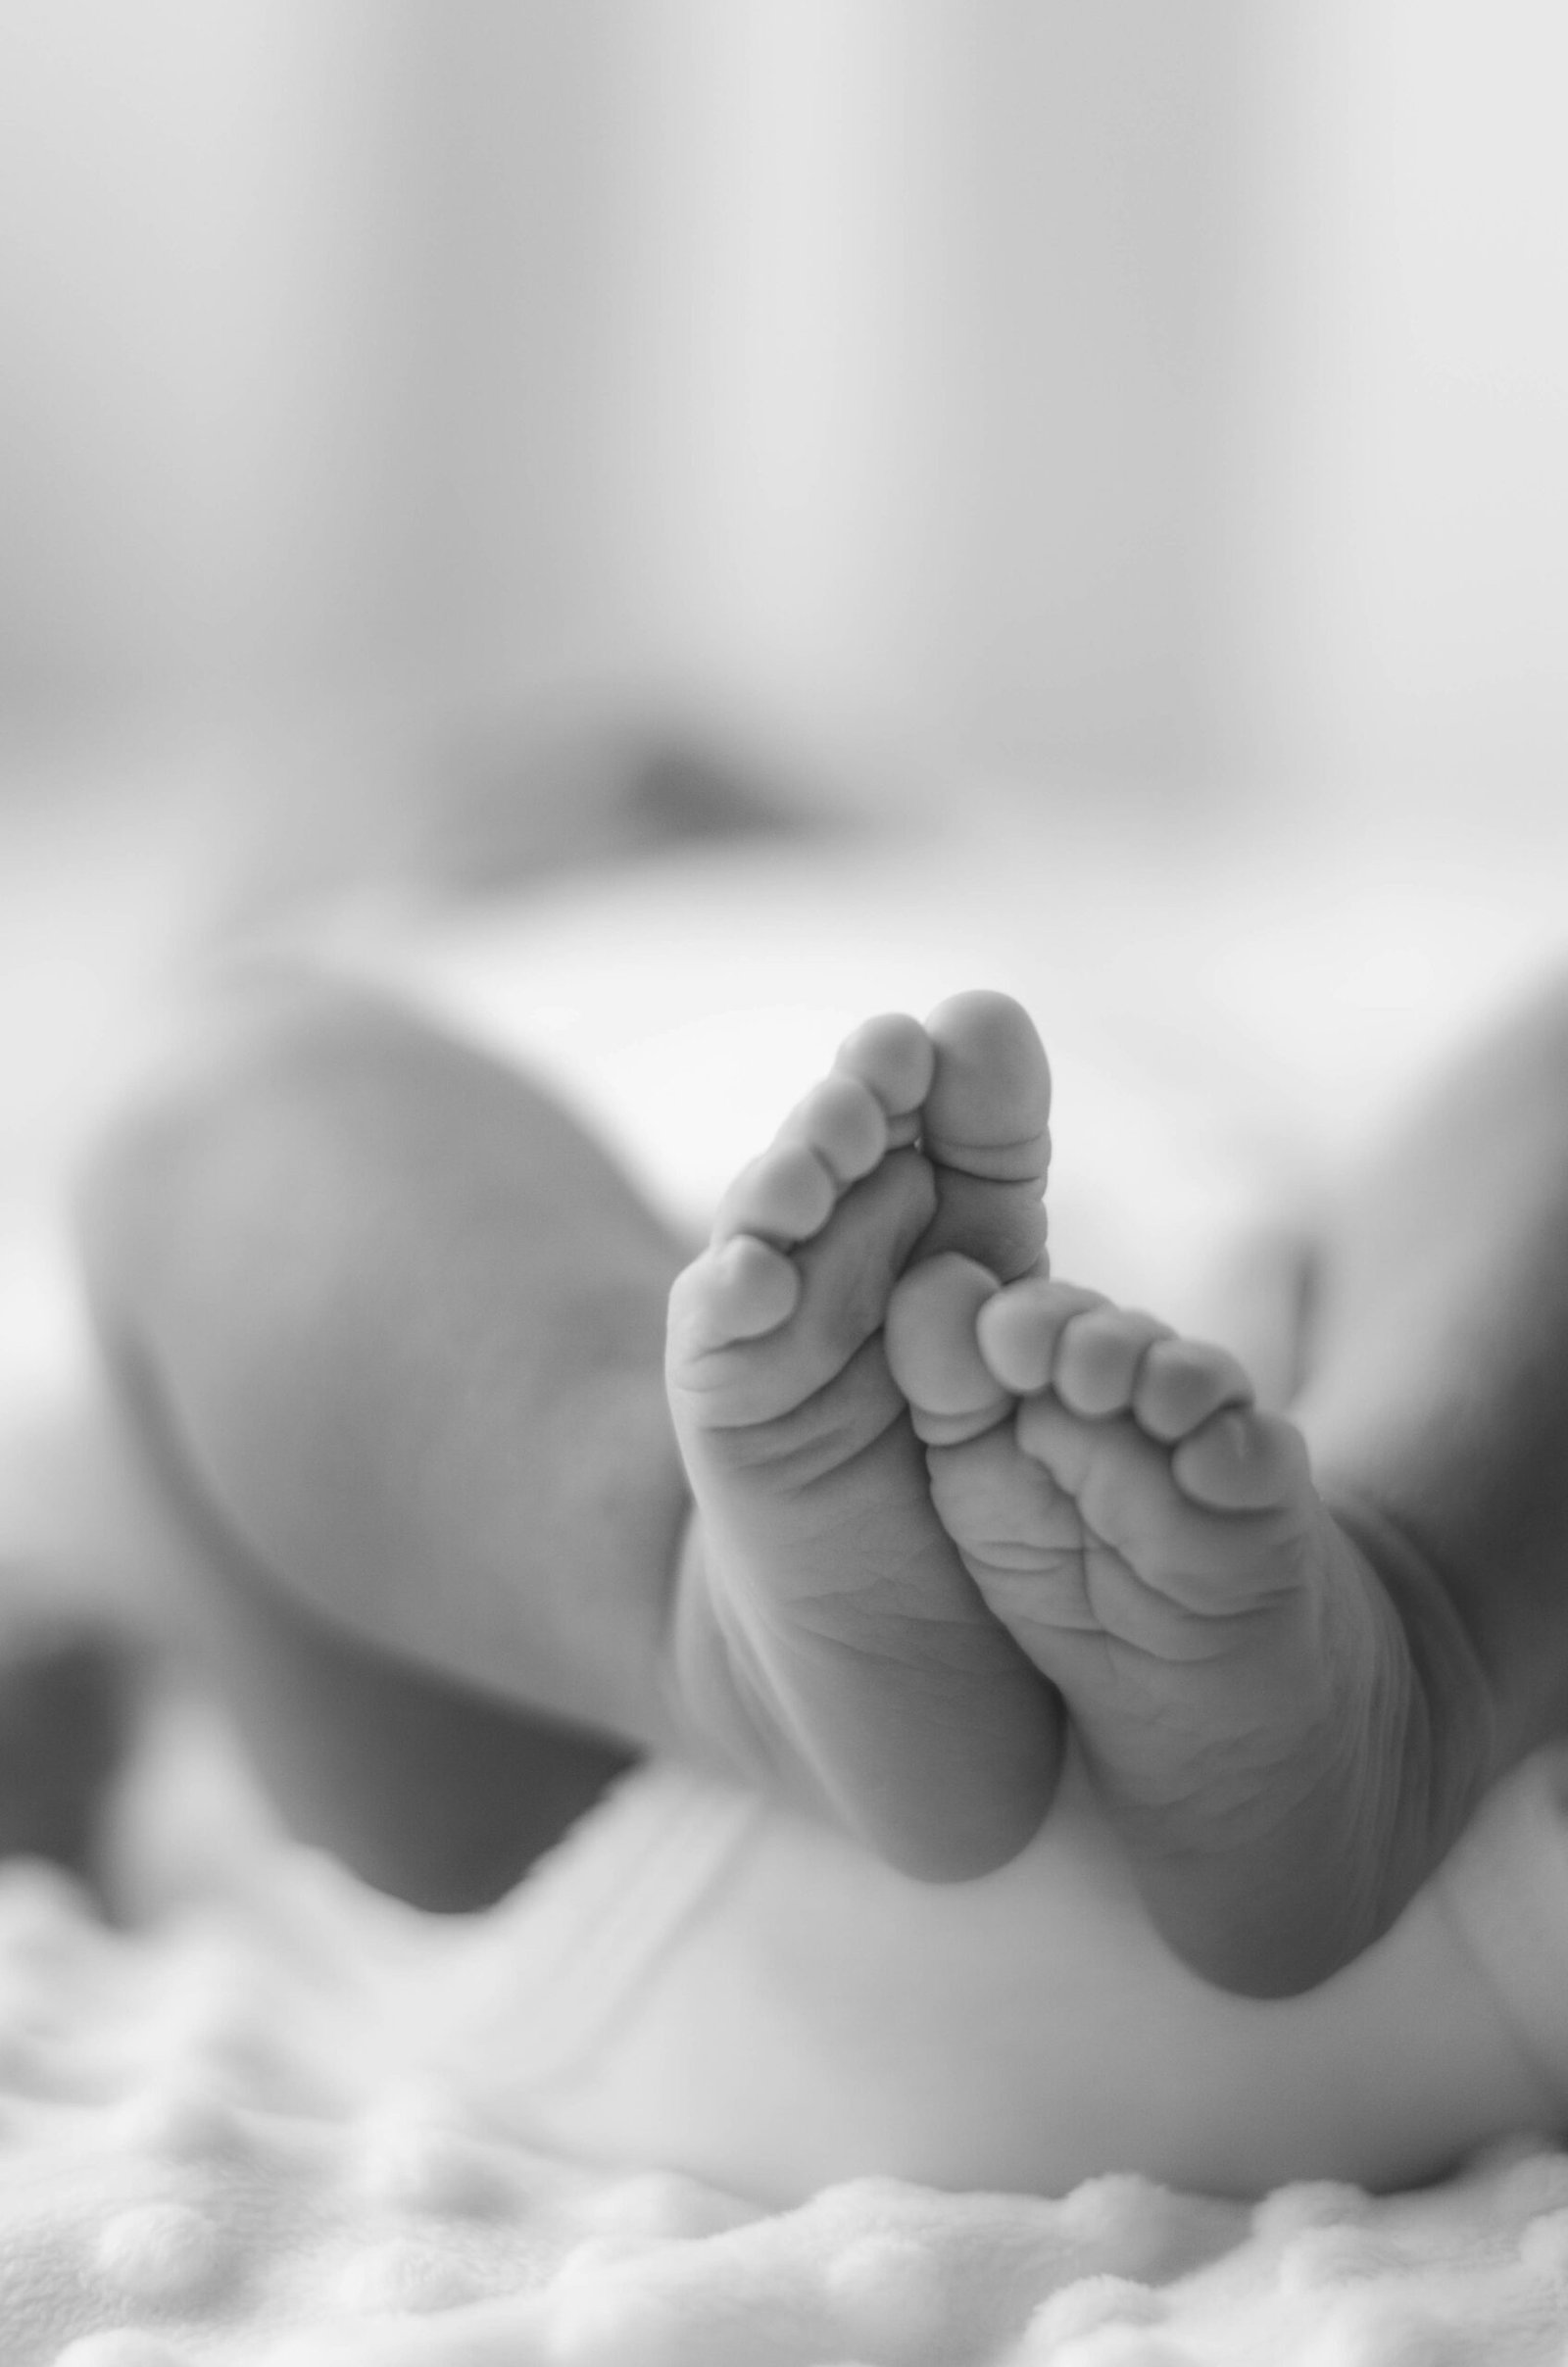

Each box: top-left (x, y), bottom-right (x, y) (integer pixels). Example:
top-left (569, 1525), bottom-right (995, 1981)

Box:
top-left (1326, 1490), bottom-right (1499, 1899)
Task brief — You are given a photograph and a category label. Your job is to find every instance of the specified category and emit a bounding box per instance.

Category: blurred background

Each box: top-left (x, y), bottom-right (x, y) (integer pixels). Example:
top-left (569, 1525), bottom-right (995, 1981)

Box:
top-left (3, 0), bottom-right (1567, 1319)
top-left (6, 0), bottom-right (1568, 1421)
top-left (6, 0), bottom-right (1568, 819)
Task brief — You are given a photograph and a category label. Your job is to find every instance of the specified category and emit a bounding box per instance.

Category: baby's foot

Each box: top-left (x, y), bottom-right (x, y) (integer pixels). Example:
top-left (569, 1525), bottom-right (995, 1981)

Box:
top-left (664, 994), bottom-right (1061, 1880)
top-left (886, 1261), bottom-right (1438, 1995)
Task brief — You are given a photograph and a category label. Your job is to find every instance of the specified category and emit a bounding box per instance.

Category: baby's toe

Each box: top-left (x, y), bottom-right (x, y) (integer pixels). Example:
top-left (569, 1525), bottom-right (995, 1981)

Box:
top-left (713, 1140), bottom-right (837, 1248)
top-left (1134, 1337), bottom-right (1254, 1443)
top-left (833, 1011), bottom-right (935, 1149)
top-left (922, 991), bottom-right (1053, 1184)
top-left (668, 1235), bottom-right (801, 1364)
top-left (885, 1253), bottom-right (1011, 1446)
top-left (975, 1277), bottom-right (1109, 1396)
top-left (1053, 1306), bottom-right (1174, 1419)
top-left (1172, 1405), bottom-right (1310, 1513)
top-left (916, 993), bottom-right (1053, 1280)
top-left (775, 1071), bottom-right (889, 1186)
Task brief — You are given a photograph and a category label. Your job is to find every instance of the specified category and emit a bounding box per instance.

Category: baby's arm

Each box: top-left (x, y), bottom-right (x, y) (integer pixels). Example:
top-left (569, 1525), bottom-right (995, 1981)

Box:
top-left (77, 974), bottom-right (698, 1903)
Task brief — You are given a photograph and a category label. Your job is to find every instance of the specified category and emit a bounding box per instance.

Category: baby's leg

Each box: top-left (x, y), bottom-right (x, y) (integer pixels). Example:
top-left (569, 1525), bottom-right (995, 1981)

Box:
top-left (666, 993), bottom-right (1060, 1878)
top-left (77, 977), bottom-right (689, 1905)
top-left (890, 976), bottom-right (1568, 1997)
top-left (1298, 972), bottom-right (1568, 1779)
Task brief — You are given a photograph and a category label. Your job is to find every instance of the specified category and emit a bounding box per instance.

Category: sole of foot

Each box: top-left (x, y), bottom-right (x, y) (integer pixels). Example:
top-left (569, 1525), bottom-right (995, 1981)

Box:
top-left (885, 1256), bottom-right (1423, 1994)
top-left (663, 993), bottom-right (1063, 1881)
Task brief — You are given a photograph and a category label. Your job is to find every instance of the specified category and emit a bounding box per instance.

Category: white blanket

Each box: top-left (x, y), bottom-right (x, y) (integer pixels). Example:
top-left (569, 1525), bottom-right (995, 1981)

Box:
top-left (4, 1738), bottom-right (1568, 2364)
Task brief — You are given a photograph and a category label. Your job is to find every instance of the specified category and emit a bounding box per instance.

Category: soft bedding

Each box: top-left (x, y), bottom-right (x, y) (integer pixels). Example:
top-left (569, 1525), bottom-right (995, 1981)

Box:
top-left (5, 1805), bottom-right (1568, 2366)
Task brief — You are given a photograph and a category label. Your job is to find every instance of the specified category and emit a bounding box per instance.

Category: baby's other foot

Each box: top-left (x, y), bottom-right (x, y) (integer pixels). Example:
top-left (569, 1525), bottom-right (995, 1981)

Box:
top-left (665, 996), bottom-right (1061, 1881)
top-left (887, 1261), bottom-right (1436, 1995)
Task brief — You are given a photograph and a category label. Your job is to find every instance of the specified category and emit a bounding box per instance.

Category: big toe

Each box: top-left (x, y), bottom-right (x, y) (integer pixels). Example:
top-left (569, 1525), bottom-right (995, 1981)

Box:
top-left (923, 991), bottom-right (1053, 1181)
top-left (918, 991), bottom-right (1052, 1279)
top-left (885, 1252), bottom-right (1012, 1446)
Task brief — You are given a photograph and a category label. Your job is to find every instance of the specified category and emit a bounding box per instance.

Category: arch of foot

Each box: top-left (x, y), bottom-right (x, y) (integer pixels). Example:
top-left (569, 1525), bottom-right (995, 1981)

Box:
top-left (0, 1861), bottom-right (1565, 2365)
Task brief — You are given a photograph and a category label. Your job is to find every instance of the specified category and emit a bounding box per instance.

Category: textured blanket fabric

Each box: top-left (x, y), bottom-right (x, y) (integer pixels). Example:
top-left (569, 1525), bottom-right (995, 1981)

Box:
top-left (0, 1839), bottom-right (1565, 2367)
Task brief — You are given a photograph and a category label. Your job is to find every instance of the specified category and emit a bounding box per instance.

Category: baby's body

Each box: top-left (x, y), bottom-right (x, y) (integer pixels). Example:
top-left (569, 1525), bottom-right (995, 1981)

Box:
top-left (430, 1692), bottom-right (1568, 2203)
top-left (76, 953), bottom-right (1568, 2200)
